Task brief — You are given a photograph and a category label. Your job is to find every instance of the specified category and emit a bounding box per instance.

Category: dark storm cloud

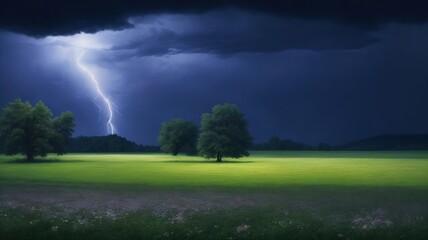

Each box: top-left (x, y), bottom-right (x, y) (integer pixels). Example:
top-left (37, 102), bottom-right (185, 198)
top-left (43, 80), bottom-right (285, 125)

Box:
top-left (1, 23), bottom-right (428, 145)
top-left (1, 0), bottom-right (428, 37)
top-left (110, 12), bottom-right (378, 56)
top-left (2, 1), bottom-right (428, 147)
top-left (90, 23), bottom-right (428, 145)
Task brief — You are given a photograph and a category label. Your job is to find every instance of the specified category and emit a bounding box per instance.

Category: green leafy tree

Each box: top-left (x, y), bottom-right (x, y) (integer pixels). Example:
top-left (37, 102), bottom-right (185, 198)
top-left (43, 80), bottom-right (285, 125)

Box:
top-left (0, 99), bottom-right (75, 161)
top-left (0, 99), bottom-right (32, 157)
top-left (158, 118), bottom-right (199, 155)
top-left (51, 111), bottom-right (75, 154)
top-left (29, 101), bottom-right (55, 159)
top-left (197, 104), bottom-right (252, 162)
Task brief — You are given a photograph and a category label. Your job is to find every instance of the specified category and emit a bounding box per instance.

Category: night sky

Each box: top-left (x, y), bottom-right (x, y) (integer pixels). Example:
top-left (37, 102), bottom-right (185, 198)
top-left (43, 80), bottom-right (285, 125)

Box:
top-left (1, 1), bottom-right (428, 145)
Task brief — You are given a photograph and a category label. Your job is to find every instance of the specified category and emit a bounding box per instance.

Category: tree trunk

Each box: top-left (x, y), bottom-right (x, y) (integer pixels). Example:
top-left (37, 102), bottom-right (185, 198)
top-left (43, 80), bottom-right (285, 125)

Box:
top-left (216, 152), bottom-right (222, 162)
top-left (27, 152), bottom-right (34, 162)
top-left (26, 139), bottom-right (34, 161)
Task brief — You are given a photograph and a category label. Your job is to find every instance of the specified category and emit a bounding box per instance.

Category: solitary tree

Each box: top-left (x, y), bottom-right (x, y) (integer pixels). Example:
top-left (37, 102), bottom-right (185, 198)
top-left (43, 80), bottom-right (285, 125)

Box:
top-left (0, 99), bottom-right (75, 161)
top-left (158, 118), bottom-right (199, 155)
top-left (197, 104), bottom-right (252, 162)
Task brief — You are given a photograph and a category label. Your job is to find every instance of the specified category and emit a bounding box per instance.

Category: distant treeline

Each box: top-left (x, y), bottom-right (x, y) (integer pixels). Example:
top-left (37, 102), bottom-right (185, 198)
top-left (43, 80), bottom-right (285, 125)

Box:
top-left (252, 136), bottom-right (333, 151)
top-left (253, 134), bottom-right (428, 151)
top-left (66, 135), bottom-right (159, 153)
top-left (337, 134), bottom-right (428, 151)
top-left (3, 134), bottom-right (428, 154)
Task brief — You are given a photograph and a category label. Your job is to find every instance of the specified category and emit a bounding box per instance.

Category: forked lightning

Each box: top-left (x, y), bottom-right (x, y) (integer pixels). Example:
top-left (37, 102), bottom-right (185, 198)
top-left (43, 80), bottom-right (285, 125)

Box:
top-left (77, 50), bottom-right (115, 134)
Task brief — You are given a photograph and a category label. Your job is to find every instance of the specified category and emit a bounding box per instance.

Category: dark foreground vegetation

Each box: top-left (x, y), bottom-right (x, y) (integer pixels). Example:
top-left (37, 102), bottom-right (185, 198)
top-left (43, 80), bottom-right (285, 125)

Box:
top-left (2, 208), bottom-right (426, 240)
top-left (1, 185), bottom-right (427, 240)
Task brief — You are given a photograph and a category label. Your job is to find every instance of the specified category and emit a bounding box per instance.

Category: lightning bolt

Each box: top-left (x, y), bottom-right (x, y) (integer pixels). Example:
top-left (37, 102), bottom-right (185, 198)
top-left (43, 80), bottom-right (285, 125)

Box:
top-left (77, 50), bottom-right (116, 135)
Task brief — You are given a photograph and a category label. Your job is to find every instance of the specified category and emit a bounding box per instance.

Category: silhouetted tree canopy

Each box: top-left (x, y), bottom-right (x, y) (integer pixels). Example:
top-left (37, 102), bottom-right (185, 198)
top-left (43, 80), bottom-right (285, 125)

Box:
top-left (158, 119), bottom-right (199, 155)
top-left (197, 104), bottom-right (252, 162)
top-left (0, 99), bottom-right (75, 161)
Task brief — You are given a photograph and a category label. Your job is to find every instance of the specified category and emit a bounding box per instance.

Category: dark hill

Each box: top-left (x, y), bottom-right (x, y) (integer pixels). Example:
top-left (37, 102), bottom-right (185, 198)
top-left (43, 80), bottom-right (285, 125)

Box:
top-left (66, 135), bottom-right (159, 153)
top-left (338, 134), bottom-right (428, 150)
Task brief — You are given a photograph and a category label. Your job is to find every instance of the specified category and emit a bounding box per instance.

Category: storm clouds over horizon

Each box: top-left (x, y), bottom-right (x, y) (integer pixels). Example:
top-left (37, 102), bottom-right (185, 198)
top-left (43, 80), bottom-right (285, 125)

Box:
top-left (1, 1), bottom-right (428, 145)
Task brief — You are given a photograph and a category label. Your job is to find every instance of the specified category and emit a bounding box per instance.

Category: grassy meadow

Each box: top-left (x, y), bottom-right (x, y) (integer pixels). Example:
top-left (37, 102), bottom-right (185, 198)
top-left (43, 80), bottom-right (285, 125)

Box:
top-left (1, 151), bottom-right (428, 188)
top-left (1, 151), bottom-right (428, 239)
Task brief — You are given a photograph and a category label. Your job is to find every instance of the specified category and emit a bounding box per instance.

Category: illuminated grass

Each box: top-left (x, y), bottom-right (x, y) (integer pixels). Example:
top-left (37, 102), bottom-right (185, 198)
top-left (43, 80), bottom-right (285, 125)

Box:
top-left (1, 151), bottom-right (427, 188)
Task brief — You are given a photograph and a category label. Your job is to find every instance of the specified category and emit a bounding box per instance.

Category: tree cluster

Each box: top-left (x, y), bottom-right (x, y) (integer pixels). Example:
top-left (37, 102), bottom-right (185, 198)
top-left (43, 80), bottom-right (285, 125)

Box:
top-left (158, 119), bottom-right (199, 155)
top-left (0, 99), bottom-right (75, 161)
top-left (158, 104), bottom-right (253, 162)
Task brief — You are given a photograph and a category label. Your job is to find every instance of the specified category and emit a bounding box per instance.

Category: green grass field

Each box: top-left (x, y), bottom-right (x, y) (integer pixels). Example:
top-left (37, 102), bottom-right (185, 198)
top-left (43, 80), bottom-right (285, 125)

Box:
top-left (1, 151), bottom-right (428, 239)
top-left (1, 151), bottom-right (428, 188)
